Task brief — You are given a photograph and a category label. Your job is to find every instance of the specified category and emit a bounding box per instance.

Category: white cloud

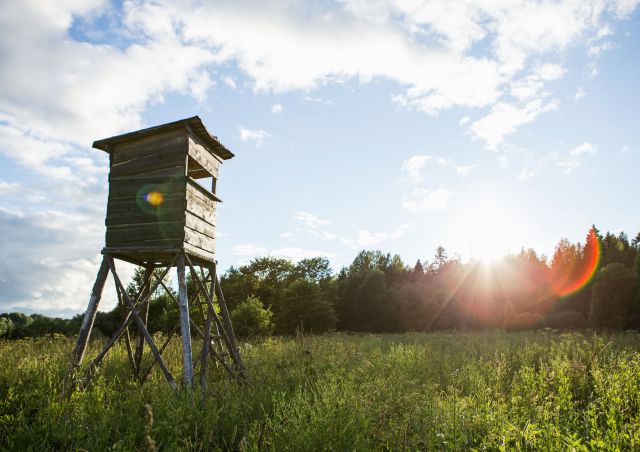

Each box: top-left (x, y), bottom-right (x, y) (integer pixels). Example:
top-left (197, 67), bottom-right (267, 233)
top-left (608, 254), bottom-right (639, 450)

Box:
top-left (558, 142), bottom-right (597, 173)
top-left (355, 224), bottom-right (409, 247)
top-left (498, 156), bottom-right (509, 169)
top-left (459, 116), bottom-right (470, 125)
top-left (588, 41), bottom-right (618, 57)
top-left (304, 96), bottom-right (334, 105)
top-left (294, 212), bottom-right (330, 228)
top-left (575, 86), bottom-right (587, 99)
top-left (436, 157), bottom-right (474, 178)
top-left (469, 99), bottom-right (559, 149)
top-left (271, 104), bottom-right (283, 113)
top-left (517, 165), bottom-right (535, 181)
top-left (232, 244), bottom-right (268, 255)
top-left (281, 232), bottom-right (293, 238)
top-left (222, 75), bottom-right (236, 89)
top-left (584, 61), bottom-right (599, 79)
top-left (457, 166), bottom-right (472, 178)
top-left (239, 126), bottom-right (272, 148)
top-left (0, 181), bottom-right (23, 196)
top-left (309, 230), bottom-right (336, 240)
top-left (402, 188), bottom-right (452, 213)
top-left (270, 247), bottom-right (336, 262)
top-left (401, 155), bottom-right (431, 183)
top-left (621, 145), bottom-right (632, 154)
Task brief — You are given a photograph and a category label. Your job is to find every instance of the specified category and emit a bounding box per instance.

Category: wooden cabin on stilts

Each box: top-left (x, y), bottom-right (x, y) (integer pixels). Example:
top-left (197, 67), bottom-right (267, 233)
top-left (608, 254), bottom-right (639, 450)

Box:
top-left (64, 117), bottom-right (245, 397)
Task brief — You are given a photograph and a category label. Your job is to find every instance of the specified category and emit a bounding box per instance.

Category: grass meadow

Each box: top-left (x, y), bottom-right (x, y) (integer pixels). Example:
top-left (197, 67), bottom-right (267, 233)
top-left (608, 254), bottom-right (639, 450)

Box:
top-left (1, 330), bottom-right (640, 451)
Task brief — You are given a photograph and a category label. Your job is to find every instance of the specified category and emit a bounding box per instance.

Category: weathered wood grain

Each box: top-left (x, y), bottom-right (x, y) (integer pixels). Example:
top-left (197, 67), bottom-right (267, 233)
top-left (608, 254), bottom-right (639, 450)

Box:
top-left (187, 178), bottom-right (221, 203)
top-left (107, 193), bottom-right (185, 213)
top-left (106, 222), bottom-right (183, 243)
top-left (183, 242), bottom-right (216, 263)
top-left (188, 137), bottom-right (220, 178)
top-left (112, 135), bottom-right (187, 165)
top-left (105, 208), bottom-right (184, 226)
top-left (188, 132), bottom-right (224, 165)
top-left (185, 212), bottom-right (215, 238)
top-left (108, 178), bottom-right (185, 198)
top-left (113, 128), bottom-right (185, 153)
top-left (184, 227), bottom-right (215, 252)
top-left (110, 166), bottom-right (186, 181)
top-left (109, 151), bottom-right (186, 179)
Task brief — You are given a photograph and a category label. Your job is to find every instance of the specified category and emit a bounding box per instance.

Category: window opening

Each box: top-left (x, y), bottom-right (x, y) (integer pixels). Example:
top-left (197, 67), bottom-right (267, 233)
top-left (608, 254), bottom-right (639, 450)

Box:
top-left (187, 155), bottom-right (216, 194)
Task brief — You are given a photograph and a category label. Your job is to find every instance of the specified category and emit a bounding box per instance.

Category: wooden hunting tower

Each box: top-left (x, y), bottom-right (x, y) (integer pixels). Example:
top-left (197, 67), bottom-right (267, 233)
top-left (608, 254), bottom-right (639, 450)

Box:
top-left (65, 117), bottom-right (246, 396)
top-left (94, 116), bottom-right (233, 266)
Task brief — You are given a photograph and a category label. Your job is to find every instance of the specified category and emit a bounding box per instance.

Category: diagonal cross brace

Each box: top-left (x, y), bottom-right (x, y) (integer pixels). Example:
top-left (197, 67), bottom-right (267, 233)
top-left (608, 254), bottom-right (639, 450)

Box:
top-left (106, 256), bottom-right (177, 389)
top-left (185, 255), bottom-right (247, 378)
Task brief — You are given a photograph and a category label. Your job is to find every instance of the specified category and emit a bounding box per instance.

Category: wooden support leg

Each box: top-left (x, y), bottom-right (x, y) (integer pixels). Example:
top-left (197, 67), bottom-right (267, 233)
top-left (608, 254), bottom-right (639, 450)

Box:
top-left (200, 269), bottom-right (214, 404)
top-left (185, 256), bottom-right (247, 379)
top-left (106, 256), bottom-right (177, 389)
top-left (177, 255), bottom-right (194, 388)
top-left (77, 256), bottom-right (179, 390)
top-left (70, 256), bottom-right (110, 370)
top-left (134, 266), bottom-right (155, 377)
top-left (213, 263), bottom-right (241, 357)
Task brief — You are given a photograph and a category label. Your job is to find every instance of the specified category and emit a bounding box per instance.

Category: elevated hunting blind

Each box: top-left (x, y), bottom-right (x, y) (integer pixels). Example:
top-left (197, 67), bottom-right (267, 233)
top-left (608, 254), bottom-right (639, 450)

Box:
top-left (65, 117), bottom-right (246, 397)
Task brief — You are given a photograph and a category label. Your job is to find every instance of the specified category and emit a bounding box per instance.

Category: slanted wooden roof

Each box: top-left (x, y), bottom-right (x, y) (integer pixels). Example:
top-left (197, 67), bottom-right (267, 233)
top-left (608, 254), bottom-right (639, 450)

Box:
top-left (92, 116), bottom-right (234, 160)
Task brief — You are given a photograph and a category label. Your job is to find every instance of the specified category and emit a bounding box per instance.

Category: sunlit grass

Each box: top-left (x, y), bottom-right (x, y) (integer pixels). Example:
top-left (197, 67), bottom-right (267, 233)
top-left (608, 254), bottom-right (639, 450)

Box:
top-left (1, 330), bottom-right (640, 450)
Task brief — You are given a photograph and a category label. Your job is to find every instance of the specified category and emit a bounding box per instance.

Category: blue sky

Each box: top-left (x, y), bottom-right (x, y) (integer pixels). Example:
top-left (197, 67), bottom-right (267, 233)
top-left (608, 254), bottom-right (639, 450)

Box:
top-left (0, 0), bottom-right (639, 317)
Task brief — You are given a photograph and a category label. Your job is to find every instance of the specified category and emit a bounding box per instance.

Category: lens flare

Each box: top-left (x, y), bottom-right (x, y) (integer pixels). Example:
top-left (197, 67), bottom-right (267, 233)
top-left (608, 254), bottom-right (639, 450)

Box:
top-left (145, 191), bottom-right (163, 206)
top-left (551, 228), bottom-right (601, 297)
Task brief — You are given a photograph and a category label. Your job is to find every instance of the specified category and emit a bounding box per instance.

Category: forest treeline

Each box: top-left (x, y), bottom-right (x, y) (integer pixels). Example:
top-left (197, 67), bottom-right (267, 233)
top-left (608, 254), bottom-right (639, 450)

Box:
top-left (2, 226), bottom-right (639, 339)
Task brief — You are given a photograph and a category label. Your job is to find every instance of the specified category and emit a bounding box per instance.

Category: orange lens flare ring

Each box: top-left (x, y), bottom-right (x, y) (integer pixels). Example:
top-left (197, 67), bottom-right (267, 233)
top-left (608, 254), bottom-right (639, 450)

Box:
top-left (552, 228), bottom-right (601, 297)
top-left (145, 191), bottom-right (163, 206)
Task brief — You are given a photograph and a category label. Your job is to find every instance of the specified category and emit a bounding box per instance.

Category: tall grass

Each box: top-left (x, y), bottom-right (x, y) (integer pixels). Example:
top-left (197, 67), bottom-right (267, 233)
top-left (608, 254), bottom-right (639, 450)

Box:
top-left (1, 330), bottom-right (640, 451)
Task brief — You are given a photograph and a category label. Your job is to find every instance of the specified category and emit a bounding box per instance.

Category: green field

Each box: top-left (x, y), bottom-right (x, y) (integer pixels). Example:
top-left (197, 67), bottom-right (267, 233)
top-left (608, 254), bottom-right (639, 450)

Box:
top-left (1, 330), bottom-right (640, 451)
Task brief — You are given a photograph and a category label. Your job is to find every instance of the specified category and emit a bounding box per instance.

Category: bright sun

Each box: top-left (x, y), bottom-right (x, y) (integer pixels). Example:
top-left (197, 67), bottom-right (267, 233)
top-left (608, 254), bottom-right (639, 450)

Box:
top-left (460, 200), bottom-right (525, 262)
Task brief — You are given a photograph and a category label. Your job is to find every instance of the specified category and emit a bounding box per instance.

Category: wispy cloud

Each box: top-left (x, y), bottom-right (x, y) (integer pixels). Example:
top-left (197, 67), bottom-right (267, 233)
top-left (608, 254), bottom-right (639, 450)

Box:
top-left (588, 41), bottom-right (618, 57)
top-left (575, 86), bottom-right (587, 99)
top-left (402, 188), bottom-right (452, 213)
top-left (270, 247), bottom-right (336, 262)
top-left (517, 165), bottom-right (535, 181)
top-left (281, 232), bottom-right (293, 238)
top-left (436, 157), bottom-right (475, 178)
top-left (222, 75), bottom-right (236, 89)
top-left (271, 104), bottom-right (282, 113)
top-left (459, 116), bottom-right (470, 126)
top-left (558, 142), bottom-right (597, 173)
top-left (401, 155), bottom-right (431, 183)
top-left (470, 100), bottom-right (559, 149)
top-left (294, 212), bottom-right (330, 228)
top-left (239, 126), bottom-right (272, 148)
top-left (304, 96), bottom-right (333, 105)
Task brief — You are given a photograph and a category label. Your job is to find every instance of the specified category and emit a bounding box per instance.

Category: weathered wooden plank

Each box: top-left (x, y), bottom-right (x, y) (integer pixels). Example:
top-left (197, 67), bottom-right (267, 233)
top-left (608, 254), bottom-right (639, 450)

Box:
top-left (188, 132), bottom-right (224, 164)
top-left (188, 137), bottom-right (220, 179)
top-left (106, 208), bottom-right (184, 226)
top-left (112, 135), bottom-right (187, 165)
top-left (107, 193), bottom-right (185, 213)
top-left (108, 178), bottom-right (185, 198)
top-left (110, 166), bottom-right (186, 182)
top-left (187, 178), bottom-right (221, 203)
top-left (113, 128), bottom-right (185, 153)
top-left (184, 242), bottom-right (215, 263)
top-left (110, 150), bottom-right (186, 179)
top-left (185, 195), bottom-right (217, 225)
top-left (184, 227), bottom-right (216, 252)
top-left (187, 183), bottom-right (217, 207)
top-left (185, 212), bottom-right (215, 238)
top-left (106, 222), bottom-right (183, 243)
